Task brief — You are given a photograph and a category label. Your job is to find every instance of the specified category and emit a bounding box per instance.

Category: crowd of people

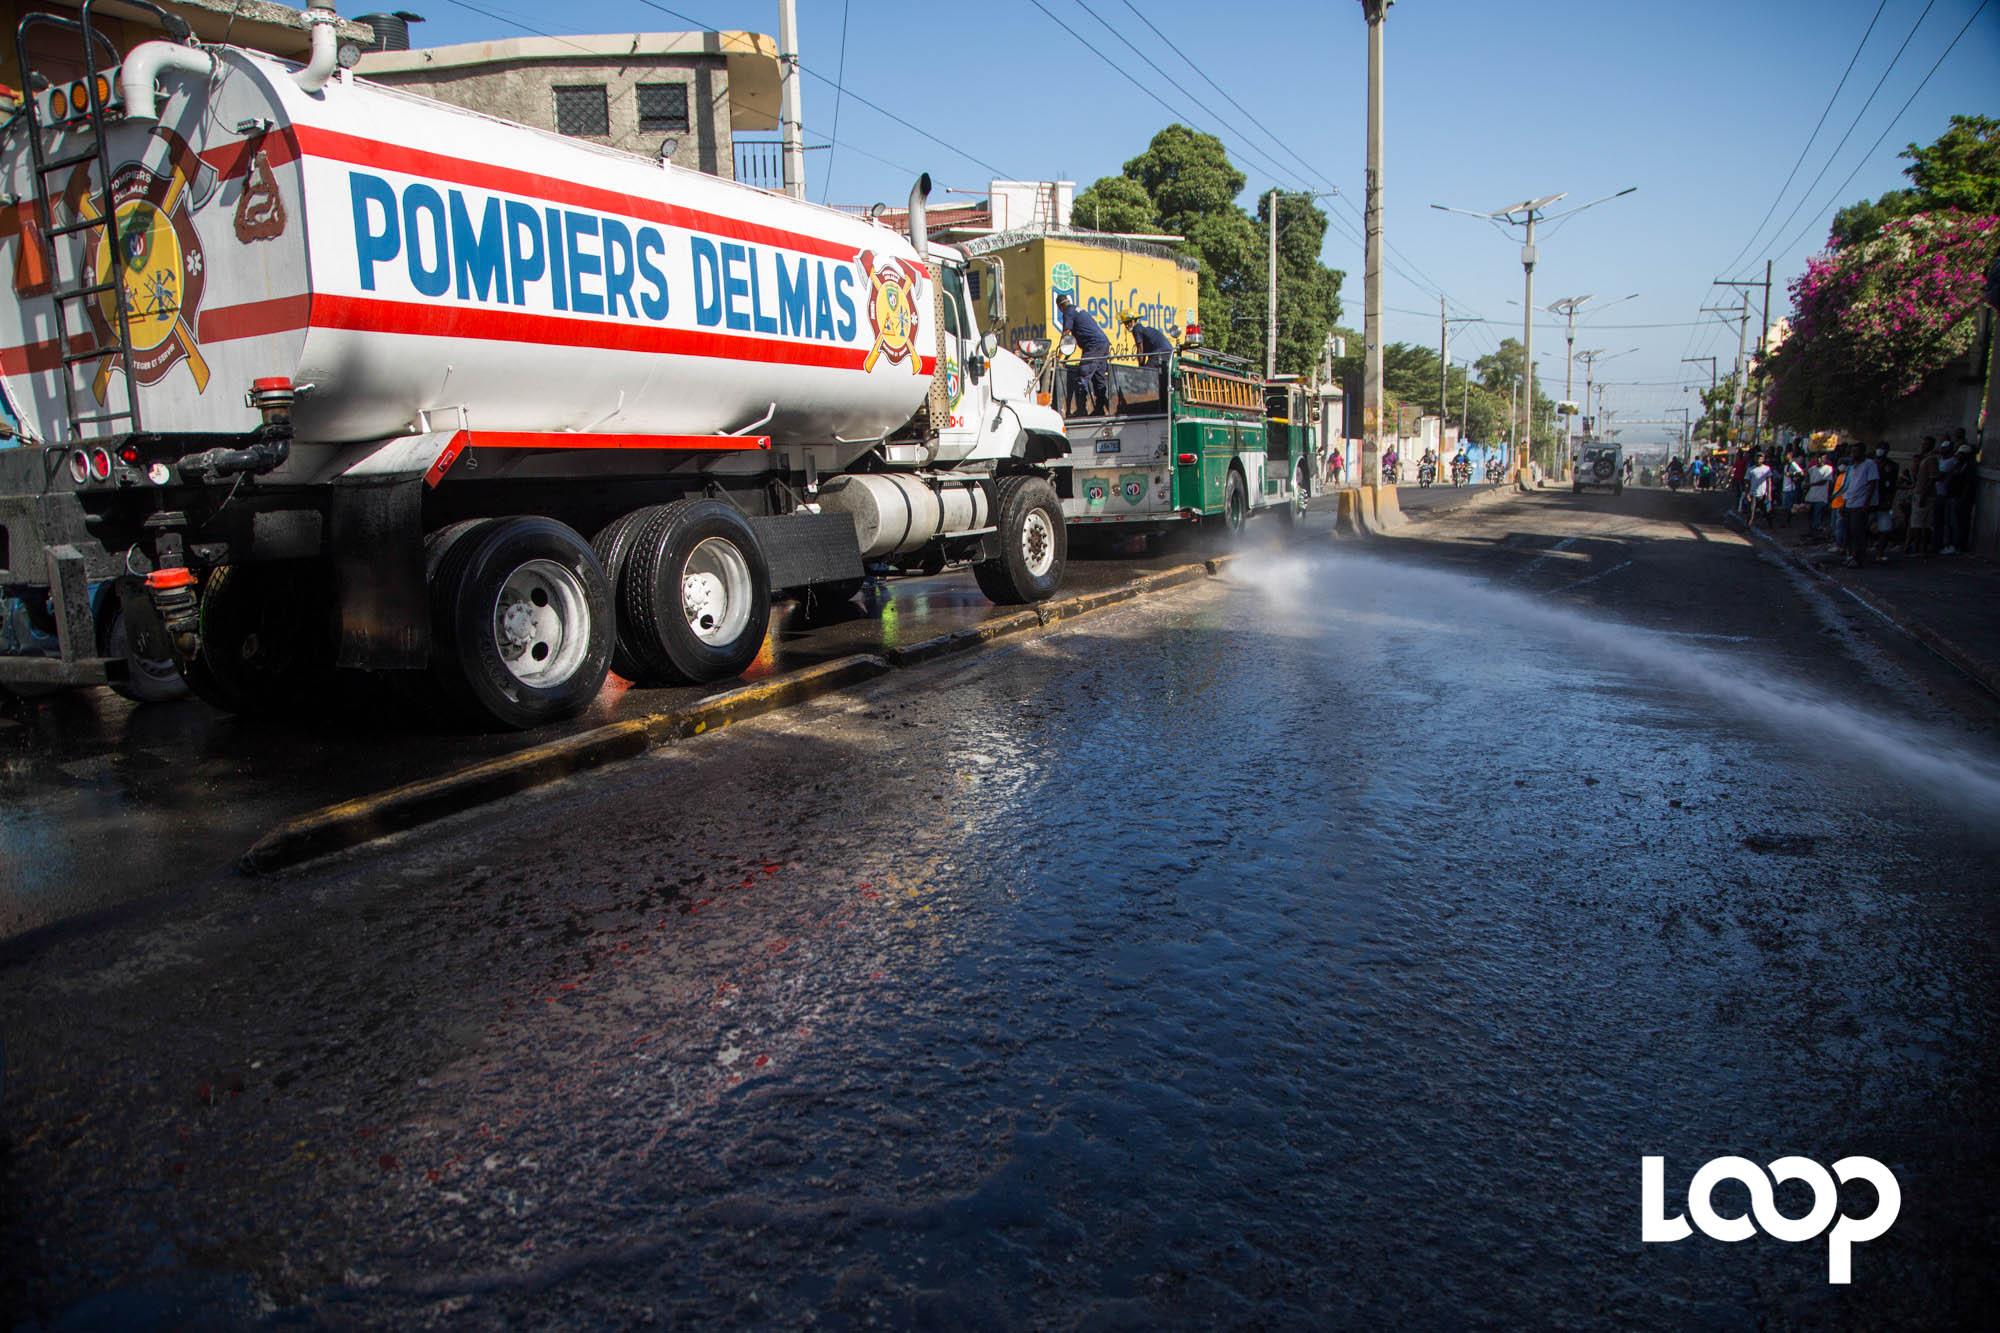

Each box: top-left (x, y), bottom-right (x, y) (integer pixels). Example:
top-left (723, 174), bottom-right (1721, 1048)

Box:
top-left (1726, 427), bottom-right (1981, 568)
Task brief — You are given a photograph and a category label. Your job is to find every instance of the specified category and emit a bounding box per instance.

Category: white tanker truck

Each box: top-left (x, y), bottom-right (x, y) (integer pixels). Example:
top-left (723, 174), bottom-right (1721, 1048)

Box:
top-left (0, 3), bottom-right (1071, 728)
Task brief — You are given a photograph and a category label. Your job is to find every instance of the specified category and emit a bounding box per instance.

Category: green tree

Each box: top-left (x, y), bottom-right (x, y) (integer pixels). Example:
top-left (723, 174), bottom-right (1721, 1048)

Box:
top-left (1828, 114), bottom-right (2000, 247)
top-left (1074, 125), bottom-right (1344, 375)
top-left (1070, 176), bottom-right (1160, 235)
top-left (1693, 372), bottom-right (1741, 443)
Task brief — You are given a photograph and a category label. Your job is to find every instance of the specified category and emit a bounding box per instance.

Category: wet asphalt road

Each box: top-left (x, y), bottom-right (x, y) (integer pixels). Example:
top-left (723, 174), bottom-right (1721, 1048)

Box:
top-left (3, 486), bottom-right (1998, 1327)
top-left (0, 546), bottom-right (1203, 943)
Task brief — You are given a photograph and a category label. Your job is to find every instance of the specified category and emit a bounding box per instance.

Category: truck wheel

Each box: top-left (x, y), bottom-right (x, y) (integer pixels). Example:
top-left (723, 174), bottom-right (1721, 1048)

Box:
top-left (99, 593), bottom-right (189, 704)
top-left (1206, 467), bottom-right (1249, 543)
top-left (590, 507), bottom-right (668, 681)
top-left (182, 564), bottom-right (331, 715)
top-left (974, 475), bottom-right (1066, 605)
top-left (429, 517), bottom-right (613, 730)
top-left (621, 499), bottom-right (771, 684)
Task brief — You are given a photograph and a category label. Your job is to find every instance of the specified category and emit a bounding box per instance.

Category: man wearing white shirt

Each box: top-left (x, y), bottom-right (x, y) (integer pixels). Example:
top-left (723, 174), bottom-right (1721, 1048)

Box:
top-left (1744, 451), bottom-right (1775, 530)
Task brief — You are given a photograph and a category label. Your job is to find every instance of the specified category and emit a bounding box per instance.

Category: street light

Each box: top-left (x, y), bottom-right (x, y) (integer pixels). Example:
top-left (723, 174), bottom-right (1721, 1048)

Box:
top-left (1431, 187), bottom-right (1636, 477)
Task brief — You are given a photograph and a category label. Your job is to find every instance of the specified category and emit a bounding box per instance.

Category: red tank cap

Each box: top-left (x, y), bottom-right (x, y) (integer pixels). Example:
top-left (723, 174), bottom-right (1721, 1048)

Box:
top-left (252, 376), bottom-right (294, 390)
top-left (144, 567), bottom-right (198, 590)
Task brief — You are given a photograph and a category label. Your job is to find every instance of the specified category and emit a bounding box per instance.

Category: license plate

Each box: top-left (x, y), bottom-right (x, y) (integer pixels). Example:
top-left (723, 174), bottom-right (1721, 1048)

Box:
top-left (1094, 437), bottom-right (1122, 455)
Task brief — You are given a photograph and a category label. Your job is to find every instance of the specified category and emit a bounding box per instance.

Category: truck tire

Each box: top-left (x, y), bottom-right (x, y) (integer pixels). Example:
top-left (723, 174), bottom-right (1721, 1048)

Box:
top-left (590, 507), bottom-right (669, 681)
top-left (98, 592), bottom-right (189, 704)
top-left (620, 499), bottom-right (771, 684)
top-left (429, 516), bottom-right (613, 730)
top-left (974, 475), bottom-right (1066, 605)
top-left (1206, 466), bottom-right (1249, 544)
top-left (182, 563), bottom-right (332, 715)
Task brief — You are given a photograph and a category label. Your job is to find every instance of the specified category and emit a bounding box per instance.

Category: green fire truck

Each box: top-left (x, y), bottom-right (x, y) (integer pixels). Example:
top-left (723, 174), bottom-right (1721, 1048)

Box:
top-left (1041, 349), bottom-right (1320, 539)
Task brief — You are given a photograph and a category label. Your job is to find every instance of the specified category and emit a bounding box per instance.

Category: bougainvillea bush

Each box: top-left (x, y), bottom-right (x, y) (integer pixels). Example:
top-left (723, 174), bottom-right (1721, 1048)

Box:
top-left (1765, 210), bottom-right (1998, 433)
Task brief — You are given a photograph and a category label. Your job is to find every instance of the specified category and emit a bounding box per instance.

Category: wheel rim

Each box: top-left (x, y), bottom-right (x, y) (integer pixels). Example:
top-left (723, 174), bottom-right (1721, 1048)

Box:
top-left (104, 608), bottom-right (182, 691)
top-left (1019, 506), bottom-right (1057, 578)
top-left (682, 536), bottom-right (754, 646)
top-left (493, 558), bottom-right (591, 687)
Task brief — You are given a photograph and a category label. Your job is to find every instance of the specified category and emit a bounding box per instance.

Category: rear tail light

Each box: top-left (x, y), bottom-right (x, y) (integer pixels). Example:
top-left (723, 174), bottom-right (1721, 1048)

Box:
top-left (119, 444), bottom-right (139, 465)
top-left (67, 450), bottom-right (88, 483)
top-left (1176, 453), bottom-right (1196, 465)
top-left (89, 447), bottom-right (112, 480)
top-left (67, 82), bottom-right (88, 115)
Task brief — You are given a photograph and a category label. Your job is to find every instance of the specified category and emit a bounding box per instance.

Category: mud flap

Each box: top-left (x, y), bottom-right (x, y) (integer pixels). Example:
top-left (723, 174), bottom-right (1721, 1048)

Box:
top-left (749, 512), bottom-right (866, 591)
top-left (331, 478), bottom-right (427, 669)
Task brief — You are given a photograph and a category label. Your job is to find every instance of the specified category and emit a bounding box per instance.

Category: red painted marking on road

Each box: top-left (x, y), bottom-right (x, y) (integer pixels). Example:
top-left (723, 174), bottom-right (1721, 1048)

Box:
top-left (754, 1054), bottom-right (769, 1068)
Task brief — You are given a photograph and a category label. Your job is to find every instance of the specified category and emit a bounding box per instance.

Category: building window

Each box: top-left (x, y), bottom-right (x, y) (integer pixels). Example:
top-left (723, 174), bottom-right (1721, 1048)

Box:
top-left (637, 83), bottom-right (690, 132)
top-left (554, 85), bottom-right (609, 137)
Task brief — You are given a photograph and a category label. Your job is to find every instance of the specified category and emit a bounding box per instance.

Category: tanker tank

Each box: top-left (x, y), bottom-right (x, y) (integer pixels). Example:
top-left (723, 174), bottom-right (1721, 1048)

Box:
top-left (0, 46), bottom-right (939, 458)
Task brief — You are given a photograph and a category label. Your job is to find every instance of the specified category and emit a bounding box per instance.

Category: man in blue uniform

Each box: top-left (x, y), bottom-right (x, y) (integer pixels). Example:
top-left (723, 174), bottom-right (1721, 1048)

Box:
top-left (1055, 291), bottom-right (1110, 417)
top-left (1119, 310), bottom-right (1175, 366)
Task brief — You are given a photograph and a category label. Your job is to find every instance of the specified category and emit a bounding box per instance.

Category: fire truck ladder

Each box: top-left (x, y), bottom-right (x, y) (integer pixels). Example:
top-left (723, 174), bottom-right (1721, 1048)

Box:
top-left (11, 1), bottom-right (194, 441)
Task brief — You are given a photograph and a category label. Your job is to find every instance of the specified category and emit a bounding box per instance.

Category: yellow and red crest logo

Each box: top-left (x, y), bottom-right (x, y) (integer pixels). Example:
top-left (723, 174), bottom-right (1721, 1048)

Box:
top-left (64, 128), bottom-right (211, 400)
top-left (855, 249), bottom-right (924, 375)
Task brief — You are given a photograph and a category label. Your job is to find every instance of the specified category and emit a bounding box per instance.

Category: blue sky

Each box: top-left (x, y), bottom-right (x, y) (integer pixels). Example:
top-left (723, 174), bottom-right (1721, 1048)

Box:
top-left (410, 1), bottom-right (1999, 445)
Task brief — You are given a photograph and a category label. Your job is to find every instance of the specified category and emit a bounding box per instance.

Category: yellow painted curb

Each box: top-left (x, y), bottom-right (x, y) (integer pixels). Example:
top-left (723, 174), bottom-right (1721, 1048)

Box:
top-left (240, 654), bottom-right (891, 874)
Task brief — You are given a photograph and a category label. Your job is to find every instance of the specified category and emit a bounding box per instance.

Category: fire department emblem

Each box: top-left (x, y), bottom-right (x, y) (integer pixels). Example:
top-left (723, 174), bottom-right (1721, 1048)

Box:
top-left (66, 128), bottom-right (211, 399)
top-left (1119, 474), bottom-right (1147, 506)
top-left (855, 249), bottom-right (924, 375)
top-left (1083, 476), bottom-right (1110, 507)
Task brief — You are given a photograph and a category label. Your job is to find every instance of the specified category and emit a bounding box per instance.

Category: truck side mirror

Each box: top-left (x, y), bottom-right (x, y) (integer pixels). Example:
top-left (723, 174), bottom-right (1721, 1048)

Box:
top-left (980, 260), bottom-right (1005, 322)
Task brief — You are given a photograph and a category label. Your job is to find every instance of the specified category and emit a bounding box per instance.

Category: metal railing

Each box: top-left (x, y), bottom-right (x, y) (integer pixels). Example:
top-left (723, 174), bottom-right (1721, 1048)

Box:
top-left (732, 139), bottom-right (782, 190)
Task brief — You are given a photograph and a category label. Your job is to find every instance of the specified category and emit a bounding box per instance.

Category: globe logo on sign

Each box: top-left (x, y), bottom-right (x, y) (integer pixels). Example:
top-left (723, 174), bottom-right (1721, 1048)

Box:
top-left (1051, 262), bottom-right (1076, 295)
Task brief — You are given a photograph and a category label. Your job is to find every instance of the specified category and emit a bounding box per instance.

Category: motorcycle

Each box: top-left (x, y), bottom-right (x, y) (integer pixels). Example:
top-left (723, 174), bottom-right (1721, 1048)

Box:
top-left (1382, 460), bottom-right (1400, 484)
top-left (1450, 459), bottom-right (1471, 486)
top-left (1417, 460), bottom-right (1437, 488)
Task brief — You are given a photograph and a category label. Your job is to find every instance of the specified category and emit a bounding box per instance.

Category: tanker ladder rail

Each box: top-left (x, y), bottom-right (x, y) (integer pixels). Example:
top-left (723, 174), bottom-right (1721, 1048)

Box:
top-left (10, 0), bottom-right (195, 442)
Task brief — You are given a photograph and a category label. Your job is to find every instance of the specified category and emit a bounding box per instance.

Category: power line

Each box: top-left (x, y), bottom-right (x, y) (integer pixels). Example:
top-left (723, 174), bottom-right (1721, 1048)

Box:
top-left (1733, 0), bottom-right (1940, 275)
top-left (1717, 0), bottom-right (1889, 277)
top-left (820, 0), bottom-right (851, 204)
top-left (1766, 0), bottom-right (1993, 262)
top-left (631, 0), bottom-right (1012, 177)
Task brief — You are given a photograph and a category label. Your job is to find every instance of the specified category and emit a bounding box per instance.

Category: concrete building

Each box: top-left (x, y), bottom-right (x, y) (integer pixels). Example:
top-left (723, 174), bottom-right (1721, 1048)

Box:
top-left (354, 31), bottom-right (781, 180)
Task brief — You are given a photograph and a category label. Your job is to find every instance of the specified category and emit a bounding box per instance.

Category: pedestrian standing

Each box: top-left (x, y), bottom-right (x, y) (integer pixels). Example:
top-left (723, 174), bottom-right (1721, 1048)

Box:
top-left (1944, 443), bottom-right (1977, 553)
top-left (1842, 442), bottom-right (1880, 568)
top-left (1745, 449), bottom-right (1775, 530)
top-left (1806, 451), bottom-right (1833, 537)
top-left (1781, 447), bottom-right (1806, 529)
top-left (1870, 444), bottom-right (1900, 560)
top-left (1907, 438), bottom-right (1939, 556)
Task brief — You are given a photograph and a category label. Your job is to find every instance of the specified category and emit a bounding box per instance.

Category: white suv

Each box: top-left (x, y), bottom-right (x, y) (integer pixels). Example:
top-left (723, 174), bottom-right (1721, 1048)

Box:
top-left (1573, 443), bottom-right (1624, 495)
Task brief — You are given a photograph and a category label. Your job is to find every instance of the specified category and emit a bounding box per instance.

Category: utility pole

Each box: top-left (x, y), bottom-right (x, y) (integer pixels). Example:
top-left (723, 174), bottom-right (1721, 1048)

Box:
top-left (1681, 355), bottom-right (1717, 444)
top-left (1711, 279), bottom-right (1758, 445)
top-left (1267, 188), bottom-right (1281, 381)
top-left (1432, 186), bottom-right (1635, 480)
top-left (1437, 300), bottom-right (1476, 443)
top-left (777, 0), bottom-right (805, 200)
top-left (1360, 0), bottom-right (1388, 487)
top-left (1461, 359), bottom-right (1472, 433)
top-left (1509, 374), bottom-right (1520, 458)
top-left (1755, 259), bottom-right (1772, 445)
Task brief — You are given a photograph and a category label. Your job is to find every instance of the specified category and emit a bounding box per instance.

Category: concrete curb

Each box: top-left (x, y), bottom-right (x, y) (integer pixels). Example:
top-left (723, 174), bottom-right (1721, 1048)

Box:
top-left (243, 560), bottom-right (1238, 873)
top-left (240, 654), bottom-right (893, 874)
top-left (1728, 511), bottom-right (2000, 701)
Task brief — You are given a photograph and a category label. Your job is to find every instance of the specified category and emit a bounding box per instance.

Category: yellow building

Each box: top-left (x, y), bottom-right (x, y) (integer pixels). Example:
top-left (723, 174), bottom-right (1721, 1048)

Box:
top-left (963, 228), bottom-right (1199, 363)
